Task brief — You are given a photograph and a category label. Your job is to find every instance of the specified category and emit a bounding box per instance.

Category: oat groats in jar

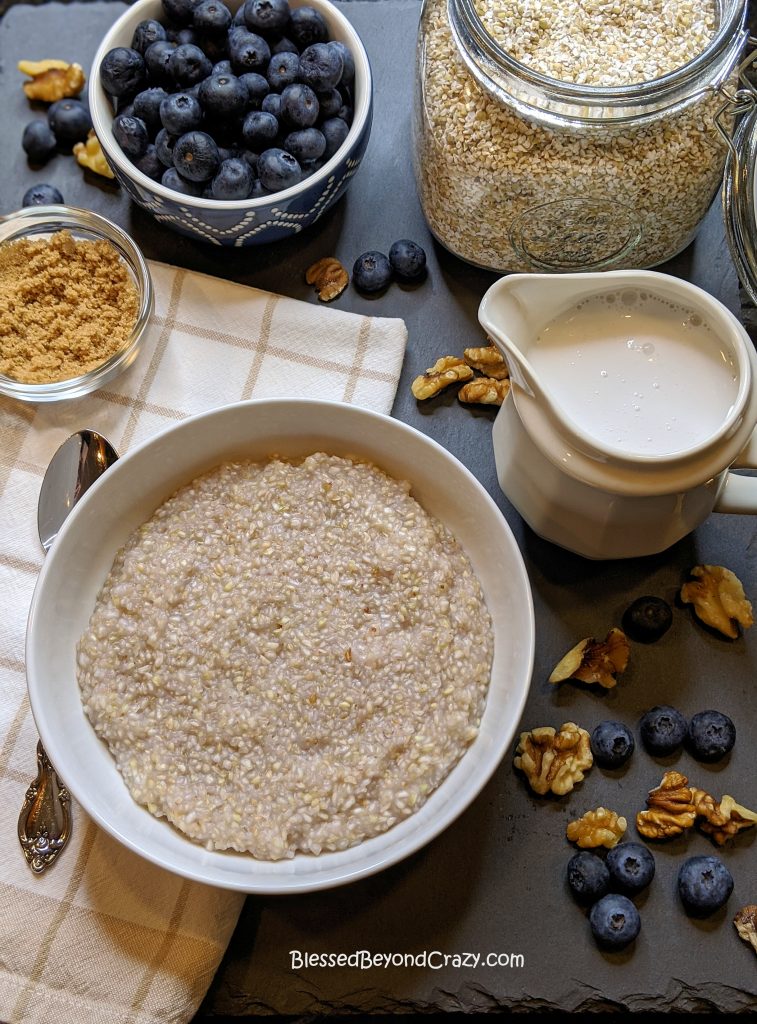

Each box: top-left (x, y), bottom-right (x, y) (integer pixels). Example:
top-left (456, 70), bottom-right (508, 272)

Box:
top-left (414, 0), bottom-right (749, 271)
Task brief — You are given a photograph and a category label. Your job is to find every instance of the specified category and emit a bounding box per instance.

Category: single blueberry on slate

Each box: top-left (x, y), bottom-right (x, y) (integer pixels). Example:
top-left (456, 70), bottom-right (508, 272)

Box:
top-left (132, 19), bottom-right (168, 55)
top-left (132, 87), bottom-right (169, 134)
top-left (566, 851), bottom-right (610, 904)
top-left (173, 131), bottom-right (221, 181)
top-left (47, 99), bottom-right (92, 147)
top-left (590, 721), bottom-right (635, 769)
top-left (22, 183), bottom-right (64, 207)
top-left (606, 843), bottom-right (655, 895)
top-left (198, 73), bottom-right (248, 119)
top-left (161, 166), bottom-right (204, 195)
top-left (389, 239), bottom-right (427, 280)
top-left (193, 0), bottom-right (232, 33)
top-left (639, 705), bottom-right (687, 756)
top-left (240, 72), bottom-right (270, 107)
top-left (589, 894), bottom-right (641, 949)
top-left (243, 0), bottom-right (290, 34)
top-left (288, 6), bottom-right (328, 49)
top-left (160, 92), bottom-right (203, 135)
top-left (241, 109), bottom-right (279, 149)
top-left (280, 82), bottom-right (319, 126)
top-left (257, 147), bottom-right (301, 190)
top-left (266, 51), bottom-right (300, 91)
top-left (283, 127), bottom-right (325, 162)
top-left (100, 47), bottom-right (146, 97)
top-left (134, 143), bottom-right (165, 180)
top-left (210, 157), bottom-right (254, 198)
top-left (353, 252), bottom-right (392, 293)
top-left (22, 121), bottom-right (58, 164)
top-left (678, 856), bottom-right (733, 915)
top-left (155, 127), bottom-right (178, 166)
top-left (144, 40), bottom-right (177, 82)
top-left (299, 42), bottom-right (343, 91)
top-left (686, 710), bottom-right (736, 762)
top-left (169, 43), bottom-right (213, 86)
top-left (229, 29), bottom-right (272, 74)
top-left (113, 114), bottom-right (150, 159)
top-left (622, 596), bottom-right (673, 643)
top-left (321, 116), bottom-right (349, 158)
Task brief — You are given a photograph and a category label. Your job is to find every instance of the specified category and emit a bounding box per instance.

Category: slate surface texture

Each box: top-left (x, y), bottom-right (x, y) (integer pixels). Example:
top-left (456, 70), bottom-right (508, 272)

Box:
top-left (1, 0), bottom-right (756, 1016)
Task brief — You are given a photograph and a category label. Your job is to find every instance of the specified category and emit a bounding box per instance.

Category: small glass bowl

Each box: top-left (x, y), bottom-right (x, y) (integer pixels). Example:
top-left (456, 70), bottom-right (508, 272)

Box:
top-left (0, 205), bottom-right (153, 403)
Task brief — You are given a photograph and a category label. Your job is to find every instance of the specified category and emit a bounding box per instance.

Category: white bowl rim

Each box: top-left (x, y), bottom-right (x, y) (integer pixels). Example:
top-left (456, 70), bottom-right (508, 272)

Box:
top-left (89, 0), bottom-right (373, 211)
top-left (26, 399), bottom-right (535, 893)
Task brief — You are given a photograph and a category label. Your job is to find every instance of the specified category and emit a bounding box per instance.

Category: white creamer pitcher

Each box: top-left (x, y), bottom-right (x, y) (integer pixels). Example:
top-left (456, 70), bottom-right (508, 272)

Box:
top-left (480, 270), bottom-right (757, 559)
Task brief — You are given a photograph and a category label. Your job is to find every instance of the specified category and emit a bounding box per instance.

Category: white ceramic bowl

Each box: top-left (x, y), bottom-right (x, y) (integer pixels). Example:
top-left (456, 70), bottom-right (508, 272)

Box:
top-left (26, 400), bottom-right (534, 892)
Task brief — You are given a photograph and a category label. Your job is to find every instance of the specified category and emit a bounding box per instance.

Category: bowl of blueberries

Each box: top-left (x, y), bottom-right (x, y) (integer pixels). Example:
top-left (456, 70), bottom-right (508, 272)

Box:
top-left (89, 0), bottom-right (372, 245)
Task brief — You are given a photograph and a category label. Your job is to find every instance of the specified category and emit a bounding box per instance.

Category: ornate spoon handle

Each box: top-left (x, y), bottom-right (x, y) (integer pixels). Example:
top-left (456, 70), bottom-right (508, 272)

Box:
top-left (18, 741), bottom-right (72, 873)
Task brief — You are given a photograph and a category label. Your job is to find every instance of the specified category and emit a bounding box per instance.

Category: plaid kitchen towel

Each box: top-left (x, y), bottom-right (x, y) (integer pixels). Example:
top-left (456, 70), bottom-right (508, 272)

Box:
top-left (0, 261), bottom-right (408, 1024)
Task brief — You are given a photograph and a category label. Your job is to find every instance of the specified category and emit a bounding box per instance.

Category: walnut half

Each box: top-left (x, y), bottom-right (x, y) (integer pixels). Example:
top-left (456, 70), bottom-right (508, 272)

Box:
top-left (411, 357), bottom-right (473, 400)
top-left (458, 377), bottom-right (510, 406)
top-left (680, 564), bottom-right (753, 639)
top-left (548, 627), bottom-right (630, 689)
top-left (637, 770), bottom-right (757, 845)
top-left (18, 58), bottom-right (85, 101)
top-left (735, 906), bottom-right (757, 956)
top-left (463, 343), bottom-right (509, 380)
top-left (305, 257), bottom-right (348, 302)
top-left (514, 721), bottom-right (593, 796)
top-left (567, 807), bottom-right (627, 848)
top-left (699, 794), bottom-right (757, 846)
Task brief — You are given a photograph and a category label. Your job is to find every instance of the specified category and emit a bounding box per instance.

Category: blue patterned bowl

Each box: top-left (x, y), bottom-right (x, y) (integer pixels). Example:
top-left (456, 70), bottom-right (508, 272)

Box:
top-left (89, 0), bottom-right (372, 246)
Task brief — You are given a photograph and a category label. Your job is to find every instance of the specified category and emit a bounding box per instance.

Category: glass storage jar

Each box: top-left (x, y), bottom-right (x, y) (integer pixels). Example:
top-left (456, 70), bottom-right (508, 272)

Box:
top-left (414, 0), bottom-right (749, 272)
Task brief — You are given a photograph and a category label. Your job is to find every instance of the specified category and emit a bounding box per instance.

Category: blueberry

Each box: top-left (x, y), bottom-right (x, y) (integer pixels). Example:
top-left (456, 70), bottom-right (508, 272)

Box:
top-left (132, 87), bottom-right (169, 134)
top-left (328, 40), bottom-right (354, 84)
top-left (134, 143), bottom-right (164, 180)
top-left (232, 5), bottom-right (247, 26)
top-left (389, 239), bottom-right (427, 281)
top-left (299, 42), bottom-right (343, 91)
top-left (280, 82), bottom-right (319, 126)
top-left (606, 843), bottom-right (655, 895)
top-left (240, 109), bottom-right (279, 149)
top-left (169, 43), bottom-right (213, 86)
top-left (271, 36), bottom-right (298, 55)
top-left (317, 87), bottom-right (342, 118)
top-left (566, 851), bottom-right (610, 905)
top-left (241, 149), bottom-right (259, 172)
top-left (144, 40), bottom-right (177, 82)
top-left (266, 51), bottom-right (300, 91)
top-left (209, 156), bottom-right (254, 198)
top-left (162, 0), bottom-right (198, 27)
top-left (622, 596), bottom-right (672, 643)
top-left (100, 46), bottom-right (146, 97)
top-left (686, 710), bottom-right (736, 762)
top-left (320, 115), bottom-right (348, 158)
top-left (22, 183), bottom-right (64, 207)
top-left (173, 130), bottom-right (221, 181)
top-left (261, 91), bottom-right (282, 117)
top-left (257, 146), bottom-right (301, 190)
top-left (203, 34), bottom-right (231, 61)
top-left (193, 0), bottom-right (232, 32)
top-left (160, 92), bottom-right (203, 135)
top-left (590, 720), bottom-right (635, 769)
top-left (198, 73), bottom-right (248, 119)
top-left (229, 29), bottom-right (271, 74)
top-left (249, 177), bottom-right (268, 196)
top-left (240, 71), bottom-right (270, 107)
top-left (678, 855), bottom-right (733, 915)
top-left (243, 0), bottom-right (290, 34)
top-left (353, 251), bottom-right (392, 293)
top-left (283, 127), bottom-right (325, 162)
top-left (131, 20), bottom-right (167, 57)
top-left (589, 894), bottom-right (641, 950)
top-left (338, 102), bottom-right (353, 125)
top-left (212, 59), bottom-right (234, 75)
top-left (155, 127), bottom-right (179, 166)
top-left (161, 166), bottom-right (204, 195)
top-left (113, 114), bottom-right (150, 158)
top-left (639, 705), bottom-right (687, 756)
top-left (47, 99), bottom-right (92, 148)
top-left (22, 121), bottom-right (58, 164)
top-left (288, 6), bottom-right (328, 49)
top-left (167, 26), bottom-right (200, 46)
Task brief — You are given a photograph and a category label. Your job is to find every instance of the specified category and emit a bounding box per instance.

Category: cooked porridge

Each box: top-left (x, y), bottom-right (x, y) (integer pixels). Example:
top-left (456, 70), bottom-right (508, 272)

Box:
top-left (77, 453), bottom-right (494, 860)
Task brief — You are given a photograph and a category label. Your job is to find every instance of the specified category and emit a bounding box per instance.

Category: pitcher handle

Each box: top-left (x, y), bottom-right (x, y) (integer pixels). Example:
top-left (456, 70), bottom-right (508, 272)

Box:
top-left (714, 428), bottom-right (757, 514)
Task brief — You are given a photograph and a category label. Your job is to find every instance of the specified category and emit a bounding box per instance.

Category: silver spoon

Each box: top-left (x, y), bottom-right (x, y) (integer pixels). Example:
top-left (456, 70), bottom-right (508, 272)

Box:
top-left (18, 430), bottom-right (119, 873)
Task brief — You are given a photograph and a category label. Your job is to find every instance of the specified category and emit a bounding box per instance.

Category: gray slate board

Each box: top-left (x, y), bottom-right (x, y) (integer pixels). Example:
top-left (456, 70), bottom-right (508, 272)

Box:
top-left (1, 0), bottom-right (756, 1015)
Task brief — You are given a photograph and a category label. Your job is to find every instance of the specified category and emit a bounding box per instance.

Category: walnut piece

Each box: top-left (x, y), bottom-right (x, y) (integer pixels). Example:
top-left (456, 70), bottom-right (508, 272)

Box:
top-left (699, 794), bottom-right (757, 846)
top-left (548, 627), bottom-right (630, 689)
top-left (19, 58), bottom-right (85, 101)
top-left (637, 770), bottom-right (757, 844)
top-left (680, 564), bottom-right (753, 639)
top-left (458, 377), bottom-right (511, 406)
top-left (73, 131), bottom-right (115, 179)
top-left (567, 807), bottom-right (627, 848)
top-left (305, 256), bottom-right (348, 302)
top-left (735, 906), bottom-right (757, 956)
top-left (513, 721), bottom-right (593, 796)
top-left (411, 356), bottom-right (474, 400)
top-left (463, 343), bottom-right (509, 380)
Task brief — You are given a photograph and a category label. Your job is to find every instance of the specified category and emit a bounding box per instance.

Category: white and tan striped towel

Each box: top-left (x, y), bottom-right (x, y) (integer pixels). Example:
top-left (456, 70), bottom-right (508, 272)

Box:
top-left (0, 261), bottom-right (408, 1024)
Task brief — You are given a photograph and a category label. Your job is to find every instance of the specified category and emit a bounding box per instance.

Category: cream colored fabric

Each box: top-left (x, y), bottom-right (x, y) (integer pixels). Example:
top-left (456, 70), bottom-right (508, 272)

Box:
top-left (0, 261), bottom-right (408, 1024)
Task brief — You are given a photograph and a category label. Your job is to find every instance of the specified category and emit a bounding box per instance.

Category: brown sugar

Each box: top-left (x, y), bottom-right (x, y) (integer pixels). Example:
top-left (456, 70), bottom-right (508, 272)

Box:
top-left (0, 230), bottom-right (139, 385)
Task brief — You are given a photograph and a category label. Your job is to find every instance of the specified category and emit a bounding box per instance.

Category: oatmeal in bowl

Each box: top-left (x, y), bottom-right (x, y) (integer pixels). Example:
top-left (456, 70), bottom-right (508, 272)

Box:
top-left (27, 400), bottom-right (534, 892)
